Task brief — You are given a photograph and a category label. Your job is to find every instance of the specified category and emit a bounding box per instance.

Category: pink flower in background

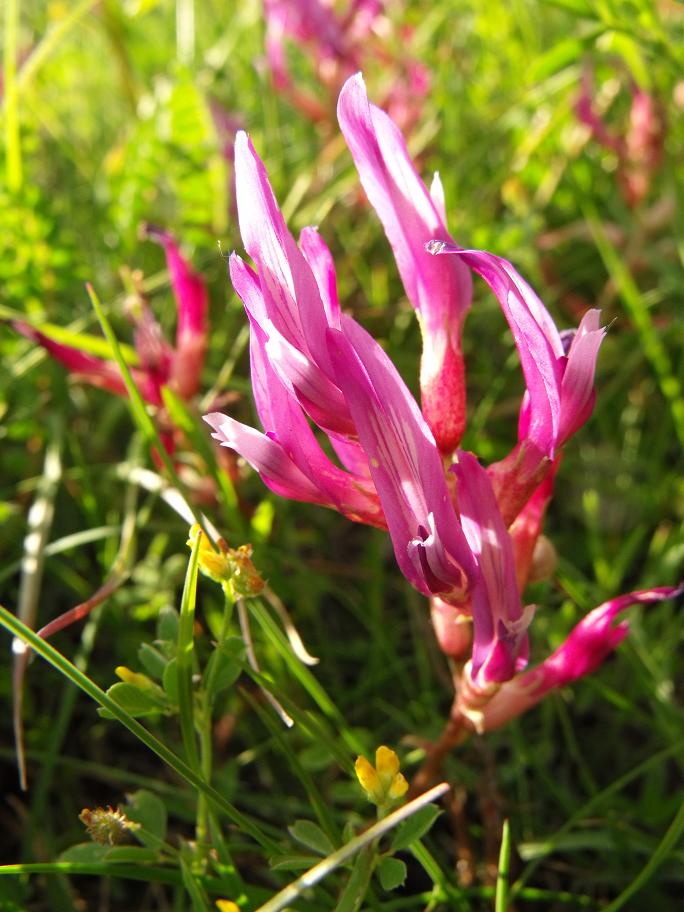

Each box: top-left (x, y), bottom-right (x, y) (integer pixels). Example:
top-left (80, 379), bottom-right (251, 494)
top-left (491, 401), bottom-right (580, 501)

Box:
top-left (576, 67), bottom-right (665, 208)
top-left (262, 0), bottom-right (429, 132)
top-left (207, 74), bottom-right (681, 728)
top-left (17, 228), bottom-right (208, 408)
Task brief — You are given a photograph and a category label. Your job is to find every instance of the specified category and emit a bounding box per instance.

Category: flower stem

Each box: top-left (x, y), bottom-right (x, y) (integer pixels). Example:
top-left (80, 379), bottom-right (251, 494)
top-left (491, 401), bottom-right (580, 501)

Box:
top-left (410, 700), bottom-right (471, 796)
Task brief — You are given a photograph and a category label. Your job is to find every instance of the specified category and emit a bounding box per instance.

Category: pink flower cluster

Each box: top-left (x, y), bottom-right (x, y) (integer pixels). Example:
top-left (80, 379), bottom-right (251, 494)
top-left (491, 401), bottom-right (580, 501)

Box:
top-left (576, 67), bottom-right (665, 208)
top-left (17, 228), bottom-right (208, 454)
top-left (207, 73), bottom-right (681, 730)
top-left (263, 0), bottom-right (429, 132)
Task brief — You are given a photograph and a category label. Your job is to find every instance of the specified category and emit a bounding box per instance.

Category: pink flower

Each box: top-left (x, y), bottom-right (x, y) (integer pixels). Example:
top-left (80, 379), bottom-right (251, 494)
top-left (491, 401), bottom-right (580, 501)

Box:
top-left (262, 2), bottom-right (429, 133)
top-left (18, 229), bottom-right (208, 407)
top-left (338, 73), bottom-right (472, 453)
top-left (207, 75), bottom-right (680, 720)
top-left (576, 67), bottom-right (665, 208)
top-left (458, 586), bottom-right (684, 732)
top-left (427, 243), bottom-right (605, 524)
top-left (206, 127), bottom-right (477, 602)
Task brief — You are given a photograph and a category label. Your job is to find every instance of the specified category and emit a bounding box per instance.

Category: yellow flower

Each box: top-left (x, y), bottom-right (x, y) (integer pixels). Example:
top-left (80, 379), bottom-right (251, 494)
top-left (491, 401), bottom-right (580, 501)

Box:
top-left (187, 525), bottom-right (265, 599)
top-left (215, 902), bottom-right (240, 912)
top-left (355, 746), bottom-right (408, 807)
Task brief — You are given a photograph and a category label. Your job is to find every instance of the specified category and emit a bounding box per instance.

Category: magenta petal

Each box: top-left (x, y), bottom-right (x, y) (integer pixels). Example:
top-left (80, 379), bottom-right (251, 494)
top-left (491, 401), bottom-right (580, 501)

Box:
top-left (145, 227), bottom-right (208, 339)
top-left (338, 73), bottom-right (471, 328)
top-left (230, 251), bottom-right (355, 438)
top-left (299, 226), bottom-right (341, 327)
top-left (248, 319), bottom-right (383, 525)
top-left (234, 132), bottom-right (337, 379)
top-left (453, 451), bottom-right (532, 684)
top-left (16, 322), bottom-right (162, 406)
top-left (478, 585), bottom-right (684, 730)
top-left (433, 246), bottom-right (564, 456)
top-left (205, 411), bottom-right (324, 504)
top-left (327, 315), bottom-right (476, 599)
top-left (558, 309), bottom-right (605, 445)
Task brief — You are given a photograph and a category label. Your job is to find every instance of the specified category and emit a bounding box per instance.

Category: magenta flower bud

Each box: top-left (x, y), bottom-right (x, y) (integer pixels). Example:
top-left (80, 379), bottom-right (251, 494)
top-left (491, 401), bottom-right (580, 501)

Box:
top-left (338, 73), bottom-right (472, 453)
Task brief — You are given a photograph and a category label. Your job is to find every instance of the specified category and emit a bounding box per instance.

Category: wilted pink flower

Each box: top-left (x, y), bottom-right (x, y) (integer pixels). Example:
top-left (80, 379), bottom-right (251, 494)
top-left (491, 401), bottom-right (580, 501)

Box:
top-left (18, 229), bottom-right (208, 407)
top-left (576, 67), bottom-right (665, 208)
top-left (262, 1), bottom-right (429, 132)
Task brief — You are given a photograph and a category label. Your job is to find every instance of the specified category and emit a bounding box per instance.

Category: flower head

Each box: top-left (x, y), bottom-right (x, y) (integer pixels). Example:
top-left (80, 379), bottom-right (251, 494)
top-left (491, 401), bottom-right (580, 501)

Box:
top-left (79, 806), bottom-right (139, 845)
top-left (187, 525), bottom-right (265, 600)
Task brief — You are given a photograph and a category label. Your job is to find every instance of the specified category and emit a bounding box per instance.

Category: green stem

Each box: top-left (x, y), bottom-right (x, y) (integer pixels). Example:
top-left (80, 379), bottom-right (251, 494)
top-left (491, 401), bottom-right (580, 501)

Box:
top-left (196, 593), bottom-right (234, 853)
top-left (3, 0), bottom-right (22, 191)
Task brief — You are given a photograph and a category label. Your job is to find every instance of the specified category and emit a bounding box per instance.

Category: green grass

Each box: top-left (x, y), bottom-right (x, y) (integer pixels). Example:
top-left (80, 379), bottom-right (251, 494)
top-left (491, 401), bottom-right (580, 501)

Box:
top-left (1, 1), bottom-right (683, 910)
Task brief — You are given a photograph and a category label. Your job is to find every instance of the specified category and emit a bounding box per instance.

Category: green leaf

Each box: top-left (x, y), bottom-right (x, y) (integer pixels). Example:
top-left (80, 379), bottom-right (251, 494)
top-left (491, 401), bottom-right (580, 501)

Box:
top-left (104, 846), bottom-right (159, 864)
top-left (157, 606), bottom-right (180, 644)
top-left (288, 820), bottom-right (335, 856)
top-left (269, 853), bottom-right (322, 872)
top-left (98, 682), bottom-right (169, 719)
top-left (334, 848), bottom-right (375, 912)
top-left (162, 657), bottom-right (179, 704)
top-left (389, 804), bottom-right (442, 853)
top-left (125, 790), bottom-right (168, 845)
top-left (204, 643), bottom-right (243, 698)
top-left (138, 643), bottom-right (168, 680)
top-left (58, 843), bottom-right (109, 863)
top-left (376, 856), bottom-right (407, 892)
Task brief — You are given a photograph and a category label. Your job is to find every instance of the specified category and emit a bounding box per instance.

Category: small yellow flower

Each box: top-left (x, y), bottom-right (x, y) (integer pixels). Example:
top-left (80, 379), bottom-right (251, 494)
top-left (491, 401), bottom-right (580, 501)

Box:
top-left (187, 525), bottom-right (265, 600)
top-left (355, 746), bottom-right (408, 807)
top-left (79, 806), bottom-right (139, 845)
top-left (215, 902), bottom-right (240, 912)
top-left (115, 666), bottom-right (156, 688)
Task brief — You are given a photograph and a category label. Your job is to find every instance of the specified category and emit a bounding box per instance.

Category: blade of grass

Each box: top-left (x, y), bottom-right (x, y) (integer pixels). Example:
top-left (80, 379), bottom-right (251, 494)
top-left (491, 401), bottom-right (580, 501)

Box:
top-left (13, 432), bottom-right (62, 789)
top-left (177, 531), bottom-right (201, 771)
top-left (0, 605), bottom-right (279, 854)
top-left (248, 598), bottom-right (364, 756)
top-left (511, 739), bottom-right (684, 898)
top-left (599, 799), bottom-right (684, 912)
top-left (161, 386), bottom-right (244, 537)
top-left (3, 0), bottom-right (22, 190)
top-left (583, 204), bottom-right (684, 447)
top-left (495, 819), bottom-right (511, 912)
top-left (242, 689), bottom-right (340, 846)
